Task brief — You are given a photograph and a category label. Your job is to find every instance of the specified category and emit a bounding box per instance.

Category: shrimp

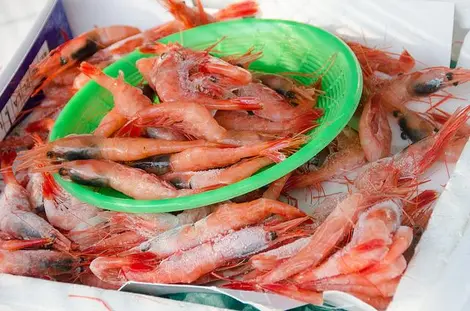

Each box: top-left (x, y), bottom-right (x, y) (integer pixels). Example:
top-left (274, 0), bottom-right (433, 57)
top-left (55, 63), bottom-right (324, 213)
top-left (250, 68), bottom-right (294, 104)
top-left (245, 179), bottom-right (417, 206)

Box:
top-left (123, 198), bottom-right (303, 260)
top-left (354, 106), bottom-right (470, 192)
top-left (359, 94), bottom-right (392, 161)
top-left (131, 101), bottom-right (269, 145)
top-left (91, 218), bottom-right (304, 285)
top-left (140, 42), bottom-right (253, 102)
top-left (257, 191), bottom-right (395, 284)
top-left (285, 128), bottom-right (366, 190)
top-left (37, 159), bottom-right (213, 200)
top-left (130, 136), bottom-right (305, 175)
top-left (214, 110), bottom-right (318, 136)
top-left (31, 25), bottom-right (141, 95)
top-left (293, 199), bottom-right (402, 283)
top-left (80, 61), bottom-right (260, 136)
top-left (16, 135), bottom-right (224, 169)
top-left (42, 172), bottom-right (101, 231)
top-left (346, 42), bottom-right (415, 77)
top-left (0, 152), bottom-right (71, 251)
top-left (378, 67), bottom-right (470, 142)
top-left (163, 154), bottom-right (294, 190)
top-left (235, 82), bottom-right (323, 122)
top-left (0, 250), bottom-right (82, 278)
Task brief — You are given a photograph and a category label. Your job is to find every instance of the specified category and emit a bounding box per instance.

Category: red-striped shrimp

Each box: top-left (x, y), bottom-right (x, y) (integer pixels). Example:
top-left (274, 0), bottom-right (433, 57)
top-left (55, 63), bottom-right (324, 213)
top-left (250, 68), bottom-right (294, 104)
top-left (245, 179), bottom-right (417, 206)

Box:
top-left (15, 135), bottom-right (224, 170)
top-left (354, 106), bottom-right (470, 193)
top-left (122, 198), bottom-right (304, 260)
top-left (140, 42), bottom-right (253, 101)
top-left (379, 67), bottom-right (470, 142)
top-left (256, 190), bottom-right (400, 284)
top-left (91, 218), bottom-right (305, 285)
top-left (214, 110), bottom-right (318, 136)
top-left (31, 25), bottom-right (140, 95)
top-left (80, 61), bottom-right (259, 137)
top-left (0, 152), bottom-right (71, 251)
top-left (131, 101), bottom-right (272, 145)
top-left (42, 172), bottom-right (101, 231)
top-left (235, 82), bottom-right (322, 122)
top-left (127, 136), bottom-right (305, 176)
top-left (294, 199), bottom-right (402, 283)
top-left (36, 159), bottom-right (214, 200)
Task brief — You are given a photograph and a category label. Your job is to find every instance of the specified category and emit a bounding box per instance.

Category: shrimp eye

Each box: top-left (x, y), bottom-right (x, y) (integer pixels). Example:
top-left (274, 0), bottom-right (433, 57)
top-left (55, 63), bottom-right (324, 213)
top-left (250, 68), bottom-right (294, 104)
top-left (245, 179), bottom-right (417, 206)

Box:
top-left (392, 110), bottom-right (401, 118)
top-left (139, 242), bottom-right (151, 252)
top-left (59, 56), bottom-right (68, 66)
top-left (285, 90), bottom-right (296, 99)
top-left (267, 231), bottom-right (278, 241)
top-left (209, 76), bottom-right (218, 83)
top-left (160, 52), bottom-right (167, 60)
top-left (400, 132), bottom-right (408, 140)
top-left (413, 78), bottom-right (443, 95)
top-left (47, 151), bottom-right (56, 158)
top-left (58, 168), bottom-right (70, 176)
top-left (446, 72), bottom-right (454, 81)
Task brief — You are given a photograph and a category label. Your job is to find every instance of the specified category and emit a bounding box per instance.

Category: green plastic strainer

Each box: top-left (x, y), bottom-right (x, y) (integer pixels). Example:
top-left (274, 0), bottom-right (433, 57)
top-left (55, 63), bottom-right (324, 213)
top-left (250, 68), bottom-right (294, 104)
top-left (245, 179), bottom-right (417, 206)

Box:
top-left (50, 19), bottom-right (362, 213)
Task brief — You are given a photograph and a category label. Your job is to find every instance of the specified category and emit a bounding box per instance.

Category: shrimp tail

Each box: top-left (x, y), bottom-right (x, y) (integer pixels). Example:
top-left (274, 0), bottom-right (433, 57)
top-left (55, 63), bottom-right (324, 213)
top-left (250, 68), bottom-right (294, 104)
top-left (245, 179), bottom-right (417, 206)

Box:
top-left (25, 118), bottom-right (55, 133)
top-left (260, 135), bottom-right (310, 163)
top-left (1, 238), bottom-right (52, 251)
top-left (215, 0), bottom-right (259, 20)
top-left (417, 105), bottom-right (470, 174)
top-left (1, 151), bottom-right (18, 184)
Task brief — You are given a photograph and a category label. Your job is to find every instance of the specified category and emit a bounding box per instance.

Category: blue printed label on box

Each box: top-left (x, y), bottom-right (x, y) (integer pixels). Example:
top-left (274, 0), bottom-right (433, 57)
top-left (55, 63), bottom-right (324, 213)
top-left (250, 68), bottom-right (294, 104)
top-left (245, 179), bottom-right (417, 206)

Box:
top-left (0, 0), bottom-right (72, 140)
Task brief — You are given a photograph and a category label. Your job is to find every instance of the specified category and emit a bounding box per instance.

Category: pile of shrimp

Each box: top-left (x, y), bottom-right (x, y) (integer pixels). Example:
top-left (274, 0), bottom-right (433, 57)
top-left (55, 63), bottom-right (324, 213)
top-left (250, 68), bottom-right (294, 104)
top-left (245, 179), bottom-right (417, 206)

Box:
top-left (1, 1), bottom-right (470, 310)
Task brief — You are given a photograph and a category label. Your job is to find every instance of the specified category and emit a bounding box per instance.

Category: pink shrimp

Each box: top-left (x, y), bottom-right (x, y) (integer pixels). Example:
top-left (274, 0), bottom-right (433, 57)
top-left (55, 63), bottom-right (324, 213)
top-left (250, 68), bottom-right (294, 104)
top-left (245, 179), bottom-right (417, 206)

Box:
top-left (354, 106), bottom-right (470, 193)
top-left (122, 198), bottom-right (304, 260)
top-left (16, 135), bottom-right (225, 170)
top-left (214, 110), bottom-right (318, 136)
top-left (359, 94), bottom-right (392, 161)
top-left (256, 190), bottom-right (402, 284)
top-left (91, 218), bottom-right (305, 285)
top-left (293, 199), bottom-right (402, 283)
top-left (378, 67), bottom-right (470, 142)
top-left (31, 25), bottom-right (141, 95)
top-left (131, 101), bottom-right (272, 145)
top-left (42, 172), bottom-right (101, 231)
top-left (80, 61), bottom-right (259, 136)
top-left (139, 136), bottom-right (306, 174)
top-left (285, 128), bottom-right (366, 190)
top-left (0, 152), bottom-right (71, 251)
top-left (236, 82), bottom-right (322, 122)
top-left (35, 159), bottom-right (215, 200)
top-left (0, 250), bottom-right (82, 278)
